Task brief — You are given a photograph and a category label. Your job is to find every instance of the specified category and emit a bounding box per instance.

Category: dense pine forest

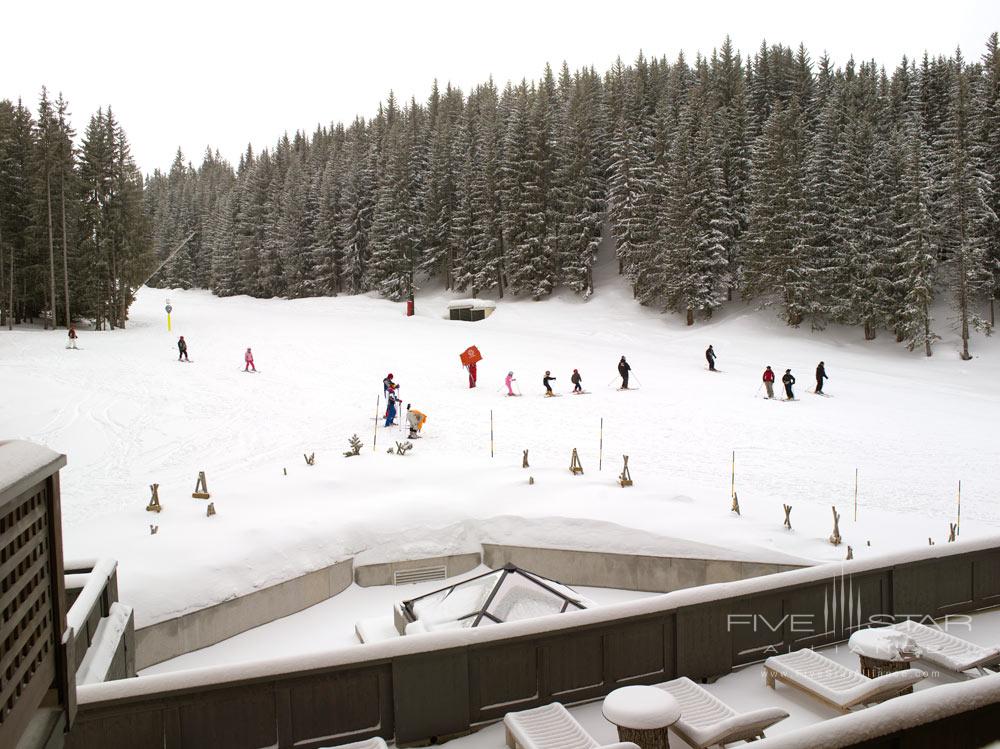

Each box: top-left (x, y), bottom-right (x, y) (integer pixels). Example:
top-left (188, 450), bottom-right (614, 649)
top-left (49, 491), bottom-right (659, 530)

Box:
top-left (0, 92), bottom-right (149, 330)
top-left (4, 34), bottom-right (1000, 357)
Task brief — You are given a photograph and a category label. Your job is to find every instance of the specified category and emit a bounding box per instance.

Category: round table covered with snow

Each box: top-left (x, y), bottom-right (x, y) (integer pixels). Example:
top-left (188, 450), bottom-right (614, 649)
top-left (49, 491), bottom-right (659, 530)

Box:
top-left (848, 628), bottom-right (922, 694)
top-left (602, 685), bottom-right (681, 749)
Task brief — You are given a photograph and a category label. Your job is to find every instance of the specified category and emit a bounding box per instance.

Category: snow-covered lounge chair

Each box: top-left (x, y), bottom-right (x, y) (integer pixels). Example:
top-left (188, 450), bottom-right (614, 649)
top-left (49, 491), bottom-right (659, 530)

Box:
top-left (322, 738), bottom-right (387, 749)
top-left (893, 619), bottom-right (1000, 676)
top-left (504, 702), bottom-right (640, 749)
top-left (764, 649), bottom-right (927, 713)
top-left (657, 676), bottom-right (789, 747)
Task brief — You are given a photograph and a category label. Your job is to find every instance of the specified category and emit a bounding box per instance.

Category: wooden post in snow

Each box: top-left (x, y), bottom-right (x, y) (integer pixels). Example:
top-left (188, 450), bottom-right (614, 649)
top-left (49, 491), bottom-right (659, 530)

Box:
top-left (956, 480), bottom-right (961, 537)
top-left (599, 418), bottom-right (604, 471)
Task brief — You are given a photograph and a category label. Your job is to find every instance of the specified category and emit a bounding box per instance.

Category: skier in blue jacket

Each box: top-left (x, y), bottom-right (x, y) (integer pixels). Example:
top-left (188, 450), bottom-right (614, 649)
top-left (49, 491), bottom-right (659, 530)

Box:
top-left (384, 392), bottom-right (398, 426)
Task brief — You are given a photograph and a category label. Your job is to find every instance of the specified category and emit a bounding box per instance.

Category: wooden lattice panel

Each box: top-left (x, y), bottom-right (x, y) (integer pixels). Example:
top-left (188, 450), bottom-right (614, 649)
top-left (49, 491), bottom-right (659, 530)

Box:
top-left (0, 485), bottom-right (55, 733)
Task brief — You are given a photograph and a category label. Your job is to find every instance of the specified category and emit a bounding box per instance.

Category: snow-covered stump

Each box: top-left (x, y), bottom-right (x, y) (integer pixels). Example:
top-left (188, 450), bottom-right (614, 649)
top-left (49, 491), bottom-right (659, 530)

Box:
top-left (829, 506), bottom-right (842, 546)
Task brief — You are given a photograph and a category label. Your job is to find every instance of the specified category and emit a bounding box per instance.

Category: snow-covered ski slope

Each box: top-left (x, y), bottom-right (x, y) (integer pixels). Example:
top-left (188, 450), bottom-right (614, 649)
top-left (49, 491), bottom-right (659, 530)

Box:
top-left (2, 260), bottom-right (998, 625)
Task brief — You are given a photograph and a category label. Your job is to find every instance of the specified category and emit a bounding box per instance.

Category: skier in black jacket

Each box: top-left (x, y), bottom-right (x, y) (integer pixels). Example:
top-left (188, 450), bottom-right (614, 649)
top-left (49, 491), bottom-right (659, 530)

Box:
top-left (706, 345), bottom-right (717, 371)
top-left (543, 371), bottom-right (557, 397)
top-left (177, 336), bottom-right (189, 361)
top-left (571, 369), bottom-right (583, 393)
top-left (618, 356), bottom-right (631, 389)
top-left (782, 369), bottom-right (796, 400)
top-left (815, 362), bottom-right (828, 394)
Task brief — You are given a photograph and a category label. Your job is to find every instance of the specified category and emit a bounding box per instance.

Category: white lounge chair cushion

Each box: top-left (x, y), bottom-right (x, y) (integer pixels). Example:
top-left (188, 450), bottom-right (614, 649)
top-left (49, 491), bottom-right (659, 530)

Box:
top-left (765, 649), bottom-right (926, 708)
top-left (657, 677), bottom-right (788, 747)
top-left (321, 738), bottom-right (387, 749)
top-left (504, 702), bottom-right (639, 749)
top-left (893, 619), bottom-right (1000, 673)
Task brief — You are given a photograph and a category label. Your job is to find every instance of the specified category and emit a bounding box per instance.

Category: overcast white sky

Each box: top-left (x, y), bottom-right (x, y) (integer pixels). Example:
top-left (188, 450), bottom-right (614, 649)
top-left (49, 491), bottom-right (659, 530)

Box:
top-left (4, 0), bottom-right (998, 173)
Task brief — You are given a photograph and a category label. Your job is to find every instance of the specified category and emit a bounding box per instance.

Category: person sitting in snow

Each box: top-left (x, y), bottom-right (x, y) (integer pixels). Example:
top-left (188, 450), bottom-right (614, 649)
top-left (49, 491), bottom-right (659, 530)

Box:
top-left (505, 371), bottom-right (516, 396)
top-left (543, 370), bottom-right (557, 397)
top-left (177, 336), bottom-right (189, 361)
top-left (244, 347), bottom-right (256, 372)
top-left (406, 404), bottom-right (427, 438)
top-left (571, 368), bottom-right (583, 393)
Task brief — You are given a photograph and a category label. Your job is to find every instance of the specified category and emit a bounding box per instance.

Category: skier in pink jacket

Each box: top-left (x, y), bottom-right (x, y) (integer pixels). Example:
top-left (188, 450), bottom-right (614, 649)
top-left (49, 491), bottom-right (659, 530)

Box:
top-left (244, 347), bottom-right (256, 372)
top-left (505, 371), bottom-right (516, 396)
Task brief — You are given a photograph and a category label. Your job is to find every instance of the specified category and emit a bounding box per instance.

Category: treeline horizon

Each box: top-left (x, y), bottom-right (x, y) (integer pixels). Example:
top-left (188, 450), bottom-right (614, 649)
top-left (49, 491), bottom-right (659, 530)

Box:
top-left (4, 33), bottom-right (999, 359)
top-left (0, 91), bottom-right (150, 330)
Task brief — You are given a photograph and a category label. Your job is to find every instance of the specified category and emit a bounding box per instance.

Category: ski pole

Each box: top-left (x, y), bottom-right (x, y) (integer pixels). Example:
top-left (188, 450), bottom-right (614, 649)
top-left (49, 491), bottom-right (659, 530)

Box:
top-left (755, 382), bottom-right (763, 397)
top-left (631, 375), bottom-right (642, 389)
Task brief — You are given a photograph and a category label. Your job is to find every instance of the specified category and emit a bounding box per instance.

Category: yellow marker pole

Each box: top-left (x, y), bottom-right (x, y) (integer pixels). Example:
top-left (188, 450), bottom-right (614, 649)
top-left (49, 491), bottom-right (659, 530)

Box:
top-left (167, 312), bottom-right (172, 331)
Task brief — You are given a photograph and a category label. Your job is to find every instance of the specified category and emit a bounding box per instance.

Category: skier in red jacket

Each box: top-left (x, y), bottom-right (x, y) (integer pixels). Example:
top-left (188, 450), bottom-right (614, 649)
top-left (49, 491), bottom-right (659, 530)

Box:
top-left (762, 366), bottom-right (775, 399)
top-left (244, 347), bottom-right (256, 372)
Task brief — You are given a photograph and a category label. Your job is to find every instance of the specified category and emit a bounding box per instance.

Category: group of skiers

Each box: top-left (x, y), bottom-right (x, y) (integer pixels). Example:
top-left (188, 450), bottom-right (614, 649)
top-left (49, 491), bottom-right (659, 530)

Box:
top-left (705, 345), bottom-right (829, 399)
top-left (761, 362), bottom-right (829, 400)
top-left (382, 373), bottom-right (427, 438)
top-left (173, 336), bottom-right (256, 371)
top-left (500, 356), bottom-right (634, 398)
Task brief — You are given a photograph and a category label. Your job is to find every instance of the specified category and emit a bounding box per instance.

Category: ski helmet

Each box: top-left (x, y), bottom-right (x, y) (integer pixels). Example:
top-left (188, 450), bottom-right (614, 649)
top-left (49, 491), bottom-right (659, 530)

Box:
top-left (507, 371), bottom-right (513, 376)
top-left (388, 373), bottom-right (393, 378)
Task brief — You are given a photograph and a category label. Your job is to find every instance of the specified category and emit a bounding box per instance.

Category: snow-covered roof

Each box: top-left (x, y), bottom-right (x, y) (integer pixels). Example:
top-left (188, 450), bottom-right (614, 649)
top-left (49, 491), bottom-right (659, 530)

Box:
top-left (0, 440), bottom-right (66, 505)
top-left (447, 298), bottom-right (496, 310)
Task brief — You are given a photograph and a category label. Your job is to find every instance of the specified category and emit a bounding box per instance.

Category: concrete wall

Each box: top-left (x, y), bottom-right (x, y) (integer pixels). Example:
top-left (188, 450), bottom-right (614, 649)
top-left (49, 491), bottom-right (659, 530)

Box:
top-left (133, 546), bottom-right (805, 671)
top-left (482, 544), bottom-right (804, 593)
top-left (134, 559), bottom-right (353, 670)
top-left (354, 552), bottom-right (481, 587)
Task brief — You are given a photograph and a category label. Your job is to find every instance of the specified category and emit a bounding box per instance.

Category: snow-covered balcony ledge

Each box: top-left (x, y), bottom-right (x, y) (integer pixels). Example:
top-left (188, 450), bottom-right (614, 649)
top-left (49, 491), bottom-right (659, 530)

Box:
top-left (76, 534), bottom-right (1000, 705)
top-left (65, 557), bottom-right (136, 686)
